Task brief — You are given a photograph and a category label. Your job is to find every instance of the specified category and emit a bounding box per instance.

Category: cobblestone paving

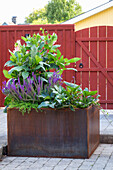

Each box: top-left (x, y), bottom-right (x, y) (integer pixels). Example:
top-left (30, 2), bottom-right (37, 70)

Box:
top-left (0, 144), bottom-right (113, 170)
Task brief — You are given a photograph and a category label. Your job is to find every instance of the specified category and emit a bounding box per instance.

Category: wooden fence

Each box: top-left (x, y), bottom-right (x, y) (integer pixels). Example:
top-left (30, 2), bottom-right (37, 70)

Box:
top-left (0, 25), bottom-right (113, 109)
top-left (0, 24), bottom-right (75, 107)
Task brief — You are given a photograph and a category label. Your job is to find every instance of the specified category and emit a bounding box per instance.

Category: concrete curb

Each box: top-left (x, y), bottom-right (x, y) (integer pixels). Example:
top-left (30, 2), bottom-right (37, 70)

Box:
top-left (0, 147), bottom-right (2, 159)
top-left (0, 145), bottom-right (6, 159)
top-left (100, 135), bottom-right (113, 144)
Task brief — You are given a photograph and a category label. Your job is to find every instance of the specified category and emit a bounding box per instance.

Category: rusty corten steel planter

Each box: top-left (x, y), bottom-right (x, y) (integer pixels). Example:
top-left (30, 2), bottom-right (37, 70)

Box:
top-left (7, 105), bottom-right (99, 158)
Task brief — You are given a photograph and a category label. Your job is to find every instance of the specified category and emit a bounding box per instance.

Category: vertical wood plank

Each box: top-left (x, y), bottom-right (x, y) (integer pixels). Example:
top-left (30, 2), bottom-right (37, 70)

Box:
top-left (0, 31), bottom-right (2, 106)
top-left (107, 26), bottom-right (113, 109)
top-left (65, 29), bottom-right (73, 82)
top-left (1, 31), bottom-right (7, 106)
top-left (99, 26), bottom-right (107, 109)
top-left (62, 29), bottom-right (66, 81)
top-left (75, 30), bottom-right (82, 85)
top-left (9, 31), bottom-right (15, 51)
top-left (90, 27), bottom-right (97, 92)
top-left (57, 29), bottom-right (65, 81)
top-left (71, 28), bottom-right (76, 80)
top-left (16, 30), bottom-right (24, 41)
top-left (81, 28), bottom-right (89, 90)
top-left (57, 30), bottom-right (63, 54)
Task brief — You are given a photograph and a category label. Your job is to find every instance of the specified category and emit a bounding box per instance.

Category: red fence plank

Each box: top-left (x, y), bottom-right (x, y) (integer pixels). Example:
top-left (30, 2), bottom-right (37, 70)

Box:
top-left (99, 26), bottom-right (107, 109)
top-left (107, 26), bottom-right (113, 109)
top-left (65, 29), bottom-right (75, 82)
top-left (81, 28), bottom-right (90, 90)
top-left (75, 30), bottom-right (82, 85)
top-left (90, 27), bottom-right (97, 92)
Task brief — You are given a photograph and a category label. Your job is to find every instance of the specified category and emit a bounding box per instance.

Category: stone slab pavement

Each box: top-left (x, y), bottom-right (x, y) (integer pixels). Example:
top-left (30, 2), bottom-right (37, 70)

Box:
top-left (0, 109), bottom-right (113, 169)
top-left (100, 110), bottom-right (113, 135)
top-left (100, 110), bottom-right (113, 143)
top-left (0, 110), bottom-right (7, 157)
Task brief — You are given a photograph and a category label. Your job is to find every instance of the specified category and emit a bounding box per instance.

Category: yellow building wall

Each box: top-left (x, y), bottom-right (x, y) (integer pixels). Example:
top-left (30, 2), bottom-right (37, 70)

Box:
top-left (75, 7), bottom-right (113, 31)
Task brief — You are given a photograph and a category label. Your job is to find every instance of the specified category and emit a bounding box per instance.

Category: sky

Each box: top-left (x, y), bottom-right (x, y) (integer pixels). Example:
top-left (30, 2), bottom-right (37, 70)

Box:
top-left (0, 0), bottom-right (109, 24)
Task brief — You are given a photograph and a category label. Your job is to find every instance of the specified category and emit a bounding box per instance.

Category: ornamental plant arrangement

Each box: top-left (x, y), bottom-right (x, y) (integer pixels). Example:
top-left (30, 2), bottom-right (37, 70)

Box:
top-left (2, 28), bottom-right (100, 158)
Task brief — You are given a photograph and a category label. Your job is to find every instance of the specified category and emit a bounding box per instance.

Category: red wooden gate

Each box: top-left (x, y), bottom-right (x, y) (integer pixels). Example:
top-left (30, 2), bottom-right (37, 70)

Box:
top-left (75, 26), bottom-right (113, 109)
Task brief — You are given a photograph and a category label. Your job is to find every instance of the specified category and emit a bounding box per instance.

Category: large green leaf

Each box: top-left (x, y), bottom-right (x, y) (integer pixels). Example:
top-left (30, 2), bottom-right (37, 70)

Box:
top-left (38, 101), bottom-right (56, 109)
top-left (38, 93), bottom-right (49, 98)
top-left (4, 95), bottom-right (12, 106)
top-left (44, 44), bottom-right (49, 49)
top-left (38, 101), bottom-right (50, 108)
top-left (51, 88), bottom-right (59, 94)
top-left (8, 66), bottom-right (24, 74)
top-left (43, 62), bottom-right (50, 67)
top-left (56, 49), bottom-right (61, 59)
top-left (59, 68), bottom-right (77, 74)
top-left (35, 63), bottom-right (45, 71)
top-left (83, 88), bottom-right (97, 97)
top-left (21, 36), bottom-right (27, 42)
top-left (38, 42), bottom-right (45, 50)
top-left (9, 50), bottom-right (17, 62)
top-left (69, 105), bottom-right (75, 111)
top-left (40, 77), bottom-right (48, 83)
top-left (45, 96), bottom-right (51, 100)
top-left (59, 55), bottom-right (64, 62)
top-left (46, 72), bottom-right (53, 77)
top-left (52, 44), bottom-right (61, 51)
top-left (66, 68), bottom-right (77, 71)
top-left (48, 53), bottom-right (56, 61)
top-left (31, 45), bottom-right (37, 58)
top-left (64, 81), bottom-right (80, 88)
top-left (14, 52), bottom-right (20, 62)
top-left (50, 63), bottom-right (60, 69)
top-left (88, 91), bottom-right (98, 96)
top-left (4, 60), bottom-right (16, 67)
top-left (59, 69), bottom-right (64, 75)
top-left (48, 33), bottom-right (57, 46)
top-left (51, 33), bottom-right (57, 42)
top-left (22, 72), bottom-right (29, 79)
top-left (54, 85), bottom-right (59, 91)
top-left (3, 70), bottom-right (12, 79)
top-left (49, 103), bottom-right (56, 108)
top-left (66, 57), bottom-right (81, 64)
top-left (35, 55), bottom-right (43, 64)
top-left (55, 99), bottom-right (62, 104)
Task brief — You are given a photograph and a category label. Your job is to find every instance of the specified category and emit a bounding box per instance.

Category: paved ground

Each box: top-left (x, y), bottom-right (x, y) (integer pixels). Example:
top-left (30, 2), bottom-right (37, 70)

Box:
top-left (0, 110), bottom-right (7, 154)
top-left (0, 109), bottom-right (113, 170)
top-left (0, 144), bottom-right (113, 170)
top-left (100, 110), bottom-right (113, 135)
